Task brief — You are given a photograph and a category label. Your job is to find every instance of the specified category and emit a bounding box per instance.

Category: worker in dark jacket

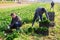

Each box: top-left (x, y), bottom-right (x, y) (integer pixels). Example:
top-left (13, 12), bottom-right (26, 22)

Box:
top-left (4, 13), bottom-right (22, 34)
top-left (51, 1), bottom-right (55, 10)
top-left (32, 8), bottom-right (49, 26)
top-left (9, 13), bottom-right (22, 30)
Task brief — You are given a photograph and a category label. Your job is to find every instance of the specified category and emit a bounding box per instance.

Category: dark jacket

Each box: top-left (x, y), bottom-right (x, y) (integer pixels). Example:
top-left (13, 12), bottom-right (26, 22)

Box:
top-left (51, 2), bottom-right (54, 7)
top-left (32, 8), bottom-right (49, 26)
top-left (10, 16), bottom-right (22, 27)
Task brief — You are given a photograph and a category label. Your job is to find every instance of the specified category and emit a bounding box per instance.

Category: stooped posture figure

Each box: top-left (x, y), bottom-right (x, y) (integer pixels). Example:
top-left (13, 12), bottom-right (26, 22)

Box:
top-left (4, 13), bottom-right (22, 34)
top-left (32, 8), bottom-right (49, 26)
top-left (9, 13), bottom-right (22, 30)
top-left (51, 1), bottom-right (55, 10)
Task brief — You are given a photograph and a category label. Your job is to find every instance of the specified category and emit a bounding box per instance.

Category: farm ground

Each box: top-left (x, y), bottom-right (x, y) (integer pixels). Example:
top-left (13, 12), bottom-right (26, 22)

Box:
top-left (0, 3), bottom-right (60, 40)
top-left (0, 3), bottom-right (30, 8)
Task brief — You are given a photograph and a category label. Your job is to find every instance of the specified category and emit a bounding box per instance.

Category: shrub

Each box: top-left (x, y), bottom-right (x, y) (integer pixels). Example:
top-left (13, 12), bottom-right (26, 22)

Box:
top-left (34, 27), bottom-right (49, 36)
top-left (5, 31), bottom-right (19, 40)
top-left (39, 17), bottom-right (50, 27)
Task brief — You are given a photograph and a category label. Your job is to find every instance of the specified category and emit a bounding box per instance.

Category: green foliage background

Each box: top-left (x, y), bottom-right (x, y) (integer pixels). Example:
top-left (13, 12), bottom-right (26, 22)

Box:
top-left (0, 3), bottom-right (60, 40)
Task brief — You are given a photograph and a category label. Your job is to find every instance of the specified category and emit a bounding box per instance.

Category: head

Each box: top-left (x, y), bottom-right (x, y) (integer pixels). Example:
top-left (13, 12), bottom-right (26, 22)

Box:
top-left (11, 13), bottom-right (17, 18)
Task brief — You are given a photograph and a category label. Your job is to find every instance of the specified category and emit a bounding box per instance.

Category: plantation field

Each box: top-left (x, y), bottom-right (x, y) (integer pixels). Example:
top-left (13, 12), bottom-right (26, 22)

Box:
top-left (0, 3), bottom-right (29, 8)
top-left (0, 1), bottom-right (15, 4)
top-left (0, 3), bottom-right (60, 40)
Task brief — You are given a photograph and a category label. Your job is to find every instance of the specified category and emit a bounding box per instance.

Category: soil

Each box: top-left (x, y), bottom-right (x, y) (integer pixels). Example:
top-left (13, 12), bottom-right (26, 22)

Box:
top-left (0, 3), bottom-right (29, 8)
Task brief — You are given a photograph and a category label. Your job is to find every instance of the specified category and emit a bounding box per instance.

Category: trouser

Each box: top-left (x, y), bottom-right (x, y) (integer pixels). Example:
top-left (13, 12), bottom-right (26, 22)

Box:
top-left (39, 14), bottom-right (43, 21)
top-left (10, 23), bottom-right (22, 30)
top-left (10, 26), bottom-right (20, 30)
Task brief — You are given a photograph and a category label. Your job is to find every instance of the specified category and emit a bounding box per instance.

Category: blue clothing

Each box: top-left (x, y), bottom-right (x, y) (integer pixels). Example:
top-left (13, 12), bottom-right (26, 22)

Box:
top-left (32, 8), bottom-right (49, 26)
top-left (10, 16), bottom-right (22, 30)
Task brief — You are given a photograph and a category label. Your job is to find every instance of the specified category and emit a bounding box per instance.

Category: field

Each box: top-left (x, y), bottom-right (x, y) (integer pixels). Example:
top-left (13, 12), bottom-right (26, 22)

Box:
top-left (0, 3), bottom-right (60, 40)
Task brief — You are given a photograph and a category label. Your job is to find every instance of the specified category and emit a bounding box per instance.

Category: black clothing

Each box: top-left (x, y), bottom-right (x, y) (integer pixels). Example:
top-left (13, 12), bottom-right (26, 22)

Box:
top-left (51, 1), bottom-right (54, 8)
top-left (32, 8), bottom-right (49, 26)
top-left (10, 16), bottom-right (22, 29)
